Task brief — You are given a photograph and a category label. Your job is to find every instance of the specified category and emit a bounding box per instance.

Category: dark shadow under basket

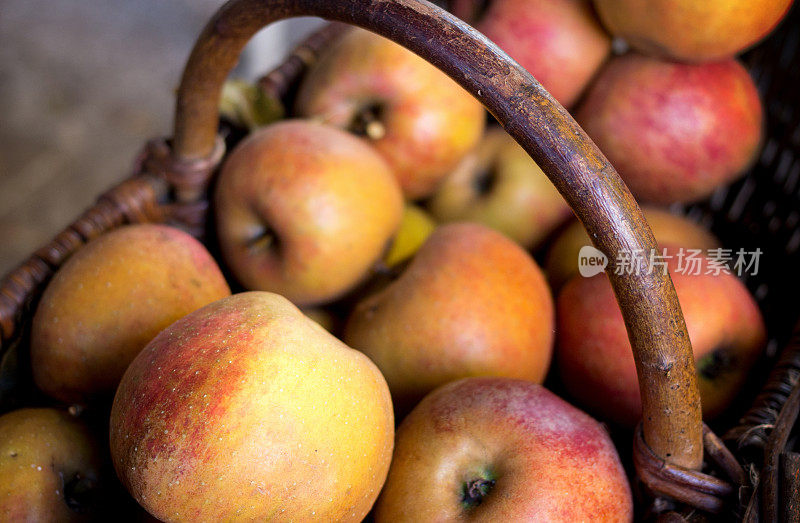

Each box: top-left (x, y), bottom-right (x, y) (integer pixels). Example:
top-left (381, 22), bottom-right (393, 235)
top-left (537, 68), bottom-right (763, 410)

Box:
top-left (1, 1), bottom-right (799, 520)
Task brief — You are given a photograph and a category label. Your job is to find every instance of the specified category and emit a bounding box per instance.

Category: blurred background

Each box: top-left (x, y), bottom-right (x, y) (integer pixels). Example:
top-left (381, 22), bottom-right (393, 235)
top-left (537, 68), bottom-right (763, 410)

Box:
top-left (0, 0), bottom-right (322, 274)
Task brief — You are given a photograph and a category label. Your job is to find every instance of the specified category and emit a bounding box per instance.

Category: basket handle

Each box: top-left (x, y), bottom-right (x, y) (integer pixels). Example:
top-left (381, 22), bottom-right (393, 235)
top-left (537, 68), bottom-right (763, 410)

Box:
top-left (172, 0), bottom-right (703, 470)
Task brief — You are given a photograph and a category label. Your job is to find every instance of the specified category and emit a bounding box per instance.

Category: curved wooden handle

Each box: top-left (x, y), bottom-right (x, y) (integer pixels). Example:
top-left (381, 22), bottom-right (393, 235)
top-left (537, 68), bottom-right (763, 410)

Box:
top-left (173, 0), bottom-right (703, 470)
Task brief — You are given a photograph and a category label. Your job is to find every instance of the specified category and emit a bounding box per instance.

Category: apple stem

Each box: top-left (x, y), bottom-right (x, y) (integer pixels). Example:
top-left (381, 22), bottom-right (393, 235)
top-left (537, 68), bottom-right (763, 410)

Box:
top-left (68, 404), bottom-right (85, 417)
top-left (350, 103), bottom-right (386, 141)
top-left (365, 120), bottom-right (386, 140)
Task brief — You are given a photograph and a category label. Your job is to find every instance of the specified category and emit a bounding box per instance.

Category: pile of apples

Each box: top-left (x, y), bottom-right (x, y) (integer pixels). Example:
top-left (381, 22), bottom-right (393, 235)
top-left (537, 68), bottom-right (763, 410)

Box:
top-left (1, 0), bottom-right (792, 520)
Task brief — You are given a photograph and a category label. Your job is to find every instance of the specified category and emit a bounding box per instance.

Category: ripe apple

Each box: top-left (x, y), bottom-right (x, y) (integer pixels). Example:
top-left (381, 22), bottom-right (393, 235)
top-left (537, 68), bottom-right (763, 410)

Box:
top-left (344, 223), bottom-right (554, 414)
top-left (557, 251), bottom-right (766, 427)
top-left (214, 119), bottom-right (403, 307)
top-left (426, 126), bottom-right (571, 249)
top-left (382, 204), bottom-right (437, 269)
top-left (30, 224), bottom-right (231, 405)
top-left (593, 0), bottom-right (794, 62)
top-left (295, 28), bottom-right (486, 200)
top-left (0, 408), bottom-right (104, 520)
top-left (545, 206), bottom-right (721, 291)
top-left (575, 53), bottom-right (763, 205)
top-left (375, 378), bottom-right (633, 521)
top-left (110, 292), bottom-right (394, 521)
top-left (476, 0), bottom-right (611, 109)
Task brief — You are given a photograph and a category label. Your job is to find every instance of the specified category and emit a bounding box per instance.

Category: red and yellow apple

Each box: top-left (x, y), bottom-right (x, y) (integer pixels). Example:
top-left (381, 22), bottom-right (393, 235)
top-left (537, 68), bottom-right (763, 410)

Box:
top-left (575, 53), bottom-right (763, 205)
top-left (477, 0), bottom-right (611, 108)
top-left (110, 292), bottom-right (394, 522)
top-left (214, 119), bottom-right (403, 307)
top-left (375, 378), bottom-right (633, 521)
top-left (295, 28), bottom-right (486, 200)
top-left (557, 252), bottom-right (766, 427)
top-left (593, 0), bottom-right (794, 61)
top-left (344, 223), bottom-right (554, 413)
top-left (30, 224), bottom-right (231, 405)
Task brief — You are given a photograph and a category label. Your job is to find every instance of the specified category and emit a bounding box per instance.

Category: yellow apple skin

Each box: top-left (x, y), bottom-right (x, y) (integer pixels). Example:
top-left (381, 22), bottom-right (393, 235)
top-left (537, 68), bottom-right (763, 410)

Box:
top-left (0, 408), bottom-right (103, 521)
top-left (545, 207), bottom-right (721, 291)
top-left (593, 0), bottom-right (793, 61)
top-left (215, 119), bottom-right (403, 307)
top-left (557, 253), bottom-right (766, 427)
top-left (375, 378), bottom-right (633, 522)
top-left (295, 29), bottom-right (486, 200)
top-left (110, 292), bottom-right (394, 522)
top-left (382, 204), bottom-right (437, 268)
top-left (427, 127), bottom-right (571, 249)
top-left (31, 224), bottom-right (231, 405)
top-left (344, 223), bottom-right (554, 413)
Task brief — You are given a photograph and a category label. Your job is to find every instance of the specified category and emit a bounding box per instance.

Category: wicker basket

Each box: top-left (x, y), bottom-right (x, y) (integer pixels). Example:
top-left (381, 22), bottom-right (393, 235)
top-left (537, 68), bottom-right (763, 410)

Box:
top-left (1, 0), bottom-right (798, 520)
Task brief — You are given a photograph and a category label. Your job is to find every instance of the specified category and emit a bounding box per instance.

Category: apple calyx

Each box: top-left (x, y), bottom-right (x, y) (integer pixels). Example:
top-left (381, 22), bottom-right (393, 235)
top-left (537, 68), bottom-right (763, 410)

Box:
top-left (471, 165), bottom-right (499, 197)
top-left (460, 474), bottom-right (497, 510)
top-left (63, 472), bottom-right (99, 514)
top-left (246, 225), bottom-right (277, 254)
top-left (349, 102), bottom-right (387, 141)
top-left (697, 346), bottom-right (735, 381)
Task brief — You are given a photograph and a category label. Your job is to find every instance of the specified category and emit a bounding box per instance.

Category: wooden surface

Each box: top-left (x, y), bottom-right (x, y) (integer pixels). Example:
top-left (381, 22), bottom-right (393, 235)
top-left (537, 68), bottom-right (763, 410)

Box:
top-left (0, 0), bottom-right (319, 274)
top-left (0, 0), bottom-right (230, 274)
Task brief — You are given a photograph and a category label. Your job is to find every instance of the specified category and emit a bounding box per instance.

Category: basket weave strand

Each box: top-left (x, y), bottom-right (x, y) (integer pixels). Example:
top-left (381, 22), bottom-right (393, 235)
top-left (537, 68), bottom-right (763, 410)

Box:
top-left (0, 176), bottom-right (160, 347)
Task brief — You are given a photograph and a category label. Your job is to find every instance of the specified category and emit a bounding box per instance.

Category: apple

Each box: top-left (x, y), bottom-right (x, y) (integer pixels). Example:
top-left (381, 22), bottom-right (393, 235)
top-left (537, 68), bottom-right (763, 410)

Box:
top-left (214, 119), bottom-right (403, 307)
top-left (344, 223), bottom-right (554, 414)
top-left (382, 204), bottom-right (437, 269)
top-left (557, 251), bottom-right (766, 427)
top-left (30, 224), bottom-right (231, 406)
top-left (476, 0), bottom-right (611, 109)
top-left (110, 292), bottom-right (394, 521)
top-left (426, 126), bottom-right (571, 249)
top-left (545, 206), bottom-right (721, 291)
top-left (575, 53), bottom-right (763, 205)
top-left (593, 0), bottom-right (794, 62)
top-left (295, 28), bottom-right (486, 200)
top-left (374, 377), bottom-right (633, 521)
top-left (0, 408), bottom-right (104, 521)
